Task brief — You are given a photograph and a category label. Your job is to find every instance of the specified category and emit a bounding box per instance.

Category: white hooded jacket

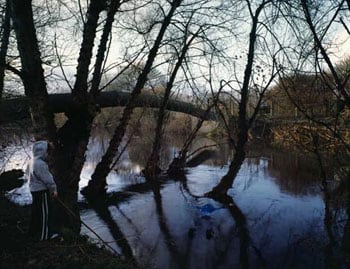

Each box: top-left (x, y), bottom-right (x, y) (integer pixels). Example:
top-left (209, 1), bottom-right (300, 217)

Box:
top-left (27, 141), bottom-right (57, 193)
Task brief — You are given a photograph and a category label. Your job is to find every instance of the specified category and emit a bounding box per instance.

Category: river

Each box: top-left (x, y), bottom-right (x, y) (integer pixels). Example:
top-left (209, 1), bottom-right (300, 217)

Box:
top-left (2, 132), bottom-right (348, 269)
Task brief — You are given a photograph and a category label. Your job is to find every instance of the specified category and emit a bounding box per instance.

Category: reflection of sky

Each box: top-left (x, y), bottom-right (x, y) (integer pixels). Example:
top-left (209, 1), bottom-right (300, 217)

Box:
top-left (234, 164), bottom-right (324, 263)
top-left (186, 160), bottom-right (325, 268)
top-left (3, 139), bottom-right (329, 268)
top-left (79, 159), bottom-right (326, 268)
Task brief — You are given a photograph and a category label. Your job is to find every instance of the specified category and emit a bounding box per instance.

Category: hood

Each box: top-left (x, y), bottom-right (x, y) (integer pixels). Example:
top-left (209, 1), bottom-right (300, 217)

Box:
top-left (32, 140), bottom-right (48, 159)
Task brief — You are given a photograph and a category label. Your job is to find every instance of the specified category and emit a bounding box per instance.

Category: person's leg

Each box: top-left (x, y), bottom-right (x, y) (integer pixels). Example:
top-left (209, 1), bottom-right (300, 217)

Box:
top-left (29, 191), bottom-right (42, 240)
top-left (40, 190), bottom-right (50, 240)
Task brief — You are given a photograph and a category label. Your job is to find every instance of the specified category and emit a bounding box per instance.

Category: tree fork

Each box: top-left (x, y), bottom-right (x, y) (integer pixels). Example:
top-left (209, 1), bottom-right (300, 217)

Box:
top-left (205, 1), bottom-right (267, 197)
top-left (54, 0), bottom-right (107, 232)
top-left (83, 0), bottom-right (184, 197)
top-left (144, 27), bottom-right (199, 178)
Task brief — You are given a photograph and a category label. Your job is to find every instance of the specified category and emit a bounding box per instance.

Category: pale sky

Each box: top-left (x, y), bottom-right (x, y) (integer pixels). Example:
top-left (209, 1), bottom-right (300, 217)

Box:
top-left (329, 29), bottom-right (350, 64)
top-left (6, 1), bottom-right (350, 96)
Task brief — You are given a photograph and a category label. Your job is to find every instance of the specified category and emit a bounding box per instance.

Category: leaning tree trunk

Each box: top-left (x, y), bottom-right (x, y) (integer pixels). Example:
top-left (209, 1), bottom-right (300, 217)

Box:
top-left (83, 0), bottom-right (183, 197)
top-left (144, 29), bottom-right (197, 178)
top-left (167, 95), bottom-right (219, 175)
top-left (0, 91), bottom-right (214, 124)
top-left (167, 106), bottom-right (212, 175)
top-left (206, 130), bottom-right (248, 198)
top-left (0, 0), bottom-right (11, 103)
top-left (205, 2), bottom-right (265, 197)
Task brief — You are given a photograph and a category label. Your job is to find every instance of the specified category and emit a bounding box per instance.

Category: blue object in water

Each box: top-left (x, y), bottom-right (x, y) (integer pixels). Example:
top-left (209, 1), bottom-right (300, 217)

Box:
top-left (196, 203), bottom-right (222, 215)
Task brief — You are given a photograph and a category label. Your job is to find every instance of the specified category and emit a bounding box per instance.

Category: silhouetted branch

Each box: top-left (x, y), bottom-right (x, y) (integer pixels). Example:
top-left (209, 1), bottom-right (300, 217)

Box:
top-left (0, 90), bottom-right (216, 123)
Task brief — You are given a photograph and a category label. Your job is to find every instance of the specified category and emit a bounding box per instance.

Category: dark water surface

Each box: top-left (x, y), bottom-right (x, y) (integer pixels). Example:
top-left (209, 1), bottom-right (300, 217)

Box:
top-left (3, 133), bottom-right (348, 268)
top-left (78, 135), bottom-right (346, 269)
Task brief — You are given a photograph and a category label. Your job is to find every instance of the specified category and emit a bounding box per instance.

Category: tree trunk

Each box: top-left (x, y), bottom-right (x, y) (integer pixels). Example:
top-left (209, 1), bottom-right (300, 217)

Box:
top-left (10, 0), bottom-right (84, 233)
top-left (0, 0), bottom-right (11, 103)
top-left (205, 2), bottom-right (265, 197)
top-left (54, 0), bottom-right (105, 232)
top-left (9, 0), bottom-right (83, 232)
top-left (10, 0), bottom-right (57, 140)
top-left (206, 132), bottom-right (247, 198)
top-left (144, 28), bottom-right (198, 178)
top-left (64, 4), bottom-right (122, 235)
top-left (90, 0), bottom-right (121, 98)
top-left (84, 0), bottom-right (183, 197)
top-left (167, 102), bottom-right (216, 175)
top-left (72, 0), bottom-right (105, 102)
top-left (11, 0), bottom-right (107, 233)
top-left (54, 112), bottom-right (94, 232)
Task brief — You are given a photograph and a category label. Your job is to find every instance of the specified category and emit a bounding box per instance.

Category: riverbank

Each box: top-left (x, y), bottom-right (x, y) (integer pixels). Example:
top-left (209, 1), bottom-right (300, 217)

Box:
top-left (0, 171), bottom-right (134, 269)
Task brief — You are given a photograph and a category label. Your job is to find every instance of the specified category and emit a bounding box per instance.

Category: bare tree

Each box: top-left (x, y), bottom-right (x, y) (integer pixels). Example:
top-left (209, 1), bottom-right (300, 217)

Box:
top-left (274, 0), bottom-right (350, 152)
top-left (10, 0), bottom-right (57, 139)
top-left (143, 16), bottom-right (203, 178)
top-left (302, 0), bottom-right (350, 107)
top-left (268, 2), bottom-right (350, 264)
top-left (83, 0), bottom-right (184, 197)
top-left (206, 0), bottom-right (278, 198)
top-left (9, 0), bottom-right (124, 231)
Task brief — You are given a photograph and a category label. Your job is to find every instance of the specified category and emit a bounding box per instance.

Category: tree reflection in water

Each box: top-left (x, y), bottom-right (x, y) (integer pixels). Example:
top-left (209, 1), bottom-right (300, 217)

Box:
top-left (77, 133), bottom-right (350, 268)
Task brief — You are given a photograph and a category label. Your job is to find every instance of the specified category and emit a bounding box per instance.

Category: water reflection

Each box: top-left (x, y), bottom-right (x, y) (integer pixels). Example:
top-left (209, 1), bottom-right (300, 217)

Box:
top-left (80, 131), bottom-right (347, 268)
top-left (246, 147), bottom-right (323, 196)
top-left (3, 129), bottom-right (350, 268)
top-left (151, 180), bottom-right (185, 268)
top-left (95, 201), bottom-right (135, 261)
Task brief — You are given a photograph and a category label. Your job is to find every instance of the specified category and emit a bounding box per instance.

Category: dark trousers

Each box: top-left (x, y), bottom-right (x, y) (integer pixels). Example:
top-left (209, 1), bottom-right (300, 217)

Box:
top-left (29, 190), bottom-right (52, 240)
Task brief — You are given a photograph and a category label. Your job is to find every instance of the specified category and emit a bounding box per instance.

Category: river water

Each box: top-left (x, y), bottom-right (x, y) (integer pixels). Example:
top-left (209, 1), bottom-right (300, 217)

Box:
top-left (2, 133), bottom-right (348, 269)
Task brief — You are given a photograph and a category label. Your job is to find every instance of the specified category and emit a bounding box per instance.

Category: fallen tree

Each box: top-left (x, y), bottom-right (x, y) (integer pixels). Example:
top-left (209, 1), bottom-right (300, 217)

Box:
top-left (0, 90), bottom-right (216, 123)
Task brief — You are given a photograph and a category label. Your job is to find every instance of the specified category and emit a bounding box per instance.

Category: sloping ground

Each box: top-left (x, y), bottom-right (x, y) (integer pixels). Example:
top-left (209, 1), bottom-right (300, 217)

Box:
top-left (0, 170), bottom-right (135, 269)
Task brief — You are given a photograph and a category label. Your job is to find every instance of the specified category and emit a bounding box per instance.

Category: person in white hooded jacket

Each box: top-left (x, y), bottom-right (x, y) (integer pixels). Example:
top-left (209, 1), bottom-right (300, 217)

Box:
top-left (27, 140), bottom-right (58, 240)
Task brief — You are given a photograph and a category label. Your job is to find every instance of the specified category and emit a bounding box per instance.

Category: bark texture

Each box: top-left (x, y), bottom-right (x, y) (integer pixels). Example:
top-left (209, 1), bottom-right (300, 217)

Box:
top-left (0, 0), bottom-right (11, 103)
top-left (54, 0), bottom-right (106, 232)
top-left (10, 0), bottom-right (57, 140)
